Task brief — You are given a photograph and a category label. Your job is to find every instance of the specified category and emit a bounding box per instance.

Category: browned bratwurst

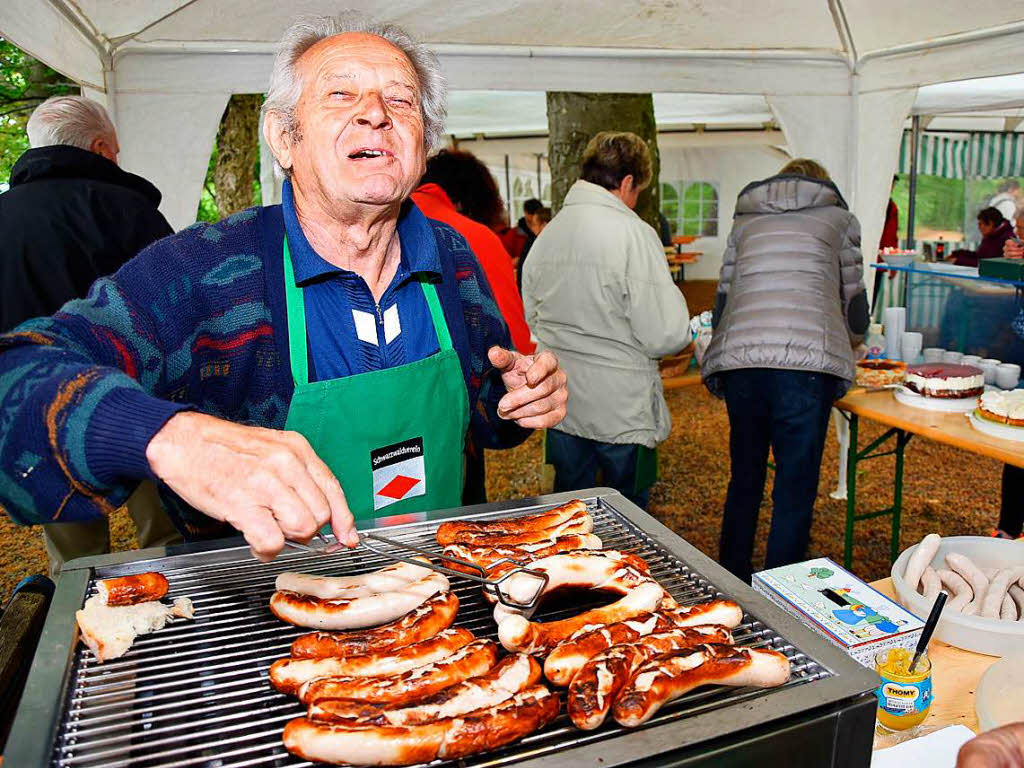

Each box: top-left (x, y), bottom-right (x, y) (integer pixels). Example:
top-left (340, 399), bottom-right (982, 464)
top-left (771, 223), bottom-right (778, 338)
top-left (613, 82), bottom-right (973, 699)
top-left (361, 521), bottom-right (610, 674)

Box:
top-left (270, 628), bottom-right (475, 696)
top-left (435, 499), bottom-right (587, 545)
top-left (96, 572), bottom-right (169, 606)
top-left (308, 653), bottom-right (542, 725)
top-left (298, 639), bottom-right (499, 706)
top-left (284, 686), bottom-right (560, 765)
top-left (290, 592), bottom-right (459, 658)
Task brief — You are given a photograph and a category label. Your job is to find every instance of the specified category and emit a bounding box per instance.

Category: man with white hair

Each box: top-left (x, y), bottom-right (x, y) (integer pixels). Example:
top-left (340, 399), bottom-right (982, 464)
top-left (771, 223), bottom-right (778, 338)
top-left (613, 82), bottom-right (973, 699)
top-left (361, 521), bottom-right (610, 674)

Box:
top-left (0, 94), bottom-right (177, 574)
top-left (0, 13), bottom-right (568, 562)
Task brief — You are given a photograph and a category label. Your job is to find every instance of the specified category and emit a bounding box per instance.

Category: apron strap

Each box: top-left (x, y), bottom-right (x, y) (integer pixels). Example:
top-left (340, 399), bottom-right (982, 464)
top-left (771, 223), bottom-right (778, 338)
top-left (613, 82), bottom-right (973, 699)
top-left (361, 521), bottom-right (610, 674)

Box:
top-left (418, 280), bottom-right (453, 352)
top-left (283, 235), bottom-right (454, 386)
top-left (282, 236), bottom-right (310, 386)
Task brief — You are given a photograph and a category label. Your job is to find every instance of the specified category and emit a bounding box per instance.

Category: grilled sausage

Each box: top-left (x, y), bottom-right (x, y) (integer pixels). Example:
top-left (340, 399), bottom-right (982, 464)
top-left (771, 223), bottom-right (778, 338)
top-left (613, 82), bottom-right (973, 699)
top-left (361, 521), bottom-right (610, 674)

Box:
top-left (492, 550), bottom-right (655, 622)
top-left (276, 558), bottom-right (432, 600)
top-left (290, 592), bottom-right (459, 658)
top-left (446, 511), bottom-right (593, 547)
top-left (269, 628), bottom-right (475, 696)
top-left (96, 572), bottom-right (169, 606)
top-left (284, 686), bottom-right (560, 766)
top-left (566, 628), bottom-right (732, 729)
top-left (442, 535), bottom-right (603, 576)
top-left (546, 613), bottom-right (733, 687)
top-left (270, 572), bottom-right (449, 630)
top-left (436, 500), bottom-right (588, 545)
top-left (299, 639), bottom-right (499, 705)
top-left (612, 643), bottom-right (791, 727)
top-left (497, 581), bottom-right (665, 655)
top-left (309, 653), bottom-right (542, 725)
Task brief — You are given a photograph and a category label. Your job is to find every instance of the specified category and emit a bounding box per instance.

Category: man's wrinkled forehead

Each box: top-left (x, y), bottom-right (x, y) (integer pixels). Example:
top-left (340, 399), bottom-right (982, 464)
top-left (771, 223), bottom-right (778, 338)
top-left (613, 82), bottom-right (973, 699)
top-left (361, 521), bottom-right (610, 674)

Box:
top-left (297, 32), bottom-right (420, 93)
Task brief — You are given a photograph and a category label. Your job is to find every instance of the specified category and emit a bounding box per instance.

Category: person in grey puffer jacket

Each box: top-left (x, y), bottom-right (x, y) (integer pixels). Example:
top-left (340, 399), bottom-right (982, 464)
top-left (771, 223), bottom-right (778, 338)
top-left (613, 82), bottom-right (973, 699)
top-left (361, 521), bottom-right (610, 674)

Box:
top-left (702, 158), bottom-right (869, 582)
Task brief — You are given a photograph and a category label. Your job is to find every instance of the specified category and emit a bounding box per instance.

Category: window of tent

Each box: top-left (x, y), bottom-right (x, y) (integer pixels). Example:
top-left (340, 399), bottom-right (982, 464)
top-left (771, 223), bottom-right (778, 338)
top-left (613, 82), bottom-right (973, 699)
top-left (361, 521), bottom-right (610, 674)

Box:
top-left (659, 180), bottom-right (719, 237)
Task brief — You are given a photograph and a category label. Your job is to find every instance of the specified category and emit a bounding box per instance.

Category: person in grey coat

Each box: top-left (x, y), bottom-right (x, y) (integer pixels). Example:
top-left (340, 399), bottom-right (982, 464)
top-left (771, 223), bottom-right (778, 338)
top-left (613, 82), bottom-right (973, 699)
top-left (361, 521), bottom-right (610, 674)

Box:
top-left (702, 158), bottom-right (869, 582)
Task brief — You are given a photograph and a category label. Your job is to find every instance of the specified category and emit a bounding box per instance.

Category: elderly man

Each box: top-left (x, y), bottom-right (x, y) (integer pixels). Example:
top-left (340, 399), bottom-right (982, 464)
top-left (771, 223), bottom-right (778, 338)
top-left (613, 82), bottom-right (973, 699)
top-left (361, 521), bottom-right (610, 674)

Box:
top-left (0, 13), bottom-right (568, 561)
top-left (0, 95), bottom-right (178, 574)
top-left (523, 131), bottom-right (689, 511)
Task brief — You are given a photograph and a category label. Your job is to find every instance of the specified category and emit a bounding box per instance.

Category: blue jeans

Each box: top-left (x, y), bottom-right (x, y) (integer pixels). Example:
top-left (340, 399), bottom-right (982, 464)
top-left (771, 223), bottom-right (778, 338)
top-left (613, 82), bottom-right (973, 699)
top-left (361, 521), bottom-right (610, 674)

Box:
top-left (547, 429), bottom-right (651, 510)
top-left (719, 369), bottom-right (839, 582)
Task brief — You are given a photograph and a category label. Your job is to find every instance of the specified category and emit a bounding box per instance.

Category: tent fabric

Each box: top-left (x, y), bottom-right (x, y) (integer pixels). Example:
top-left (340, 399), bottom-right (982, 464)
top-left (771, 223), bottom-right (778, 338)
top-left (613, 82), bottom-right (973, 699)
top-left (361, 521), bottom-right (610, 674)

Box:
top-left (897, 131), bottom-right (1024, 179)
top-left (854, 88), bottom-right (919, 299)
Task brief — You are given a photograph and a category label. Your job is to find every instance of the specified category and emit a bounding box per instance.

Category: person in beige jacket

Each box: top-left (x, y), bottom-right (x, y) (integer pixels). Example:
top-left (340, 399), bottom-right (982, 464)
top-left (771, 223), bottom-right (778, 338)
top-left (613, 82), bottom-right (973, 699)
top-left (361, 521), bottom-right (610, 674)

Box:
top-left (522, 131), bottom-right (690, 509)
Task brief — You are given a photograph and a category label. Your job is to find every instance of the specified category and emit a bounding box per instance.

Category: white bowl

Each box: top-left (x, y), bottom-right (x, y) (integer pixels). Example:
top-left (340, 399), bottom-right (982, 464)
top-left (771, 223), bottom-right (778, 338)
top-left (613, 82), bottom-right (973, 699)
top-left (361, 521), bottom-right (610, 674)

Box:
top-left (891, 536), bottom-right (1024, 657)
top-left (882, 254), bottom-right (915, 268)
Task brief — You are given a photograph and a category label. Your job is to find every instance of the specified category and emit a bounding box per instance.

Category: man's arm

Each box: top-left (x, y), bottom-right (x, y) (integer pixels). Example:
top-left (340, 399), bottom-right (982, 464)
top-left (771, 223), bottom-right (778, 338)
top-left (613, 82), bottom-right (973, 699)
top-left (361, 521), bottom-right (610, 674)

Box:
top-left (712, 228), bottom-right (738, 329)
top-left (626, 228), bottom-right (690, 358)
top-left (0, 231), bottom-right (355, 559)
top-left (840, 216), bottom-right (870, 345)
top-left (0, 269), bottom-right (193, 525)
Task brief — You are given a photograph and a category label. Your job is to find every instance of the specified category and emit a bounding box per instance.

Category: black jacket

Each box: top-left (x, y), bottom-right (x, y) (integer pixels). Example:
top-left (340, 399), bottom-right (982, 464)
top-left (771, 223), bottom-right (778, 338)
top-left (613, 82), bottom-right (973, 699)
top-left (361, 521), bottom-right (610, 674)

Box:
top-left (0, 145), bottom-right (173, 331)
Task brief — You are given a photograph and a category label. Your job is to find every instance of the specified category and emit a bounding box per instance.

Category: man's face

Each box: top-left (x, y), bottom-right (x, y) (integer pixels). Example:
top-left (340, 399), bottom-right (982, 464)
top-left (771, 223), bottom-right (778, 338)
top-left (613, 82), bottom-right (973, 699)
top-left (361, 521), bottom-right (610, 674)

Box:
top-left (284, 33), bottom-right (426, 211)
top-left (979, 219), bottom-right (996, 237)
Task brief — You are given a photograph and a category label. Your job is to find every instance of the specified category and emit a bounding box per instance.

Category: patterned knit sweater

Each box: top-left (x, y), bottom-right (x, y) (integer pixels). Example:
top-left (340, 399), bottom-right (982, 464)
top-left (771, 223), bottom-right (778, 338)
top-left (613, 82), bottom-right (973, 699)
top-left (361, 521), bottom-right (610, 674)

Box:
top-left (0, 204), bottom-right (528, 538)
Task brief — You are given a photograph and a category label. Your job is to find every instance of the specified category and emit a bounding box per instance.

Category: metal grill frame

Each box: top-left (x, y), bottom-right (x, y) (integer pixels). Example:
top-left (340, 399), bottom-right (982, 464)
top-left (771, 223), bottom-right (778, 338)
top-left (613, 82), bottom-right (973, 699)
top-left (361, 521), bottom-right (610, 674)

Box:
top-left (4, 489), bottom-right (879, 768)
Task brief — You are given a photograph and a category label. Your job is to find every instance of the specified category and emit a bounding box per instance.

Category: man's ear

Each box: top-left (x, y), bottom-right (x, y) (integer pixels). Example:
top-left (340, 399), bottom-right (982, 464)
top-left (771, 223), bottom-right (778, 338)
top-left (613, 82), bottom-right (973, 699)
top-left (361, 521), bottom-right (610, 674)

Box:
top-left (90, 135), bottom-right (118, 164)
top-left (263, 111), bottom-right (295, 174)
top-left (619, 174), bottom-right (635, 197)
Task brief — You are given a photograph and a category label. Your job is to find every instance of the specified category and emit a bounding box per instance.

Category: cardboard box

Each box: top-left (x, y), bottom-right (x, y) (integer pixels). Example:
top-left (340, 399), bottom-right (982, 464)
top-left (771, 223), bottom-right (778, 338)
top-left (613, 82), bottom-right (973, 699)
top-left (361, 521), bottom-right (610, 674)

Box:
top-left (753, 558), bottom-right (924, 668)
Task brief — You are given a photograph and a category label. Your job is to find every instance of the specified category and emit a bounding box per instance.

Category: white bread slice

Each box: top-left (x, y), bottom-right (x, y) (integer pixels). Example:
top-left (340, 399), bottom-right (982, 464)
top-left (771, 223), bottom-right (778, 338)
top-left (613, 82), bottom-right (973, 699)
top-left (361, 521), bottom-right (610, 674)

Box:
top-left (76, 595), bottom-right (194, 662)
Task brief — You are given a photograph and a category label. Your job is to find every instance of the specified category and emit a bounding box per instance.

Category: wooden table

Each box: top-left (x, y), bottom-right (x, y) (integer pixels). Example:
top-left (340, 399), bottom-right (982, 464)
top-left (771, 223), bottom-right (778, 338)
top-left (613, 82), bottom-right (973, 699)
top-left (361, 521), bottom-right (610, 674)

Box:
top-left (661, 370), bottom-right (703, 390)
top-left (833, 388), bottom-right (1024, 569)
top-left (871, 577), bottom-right (996, 734)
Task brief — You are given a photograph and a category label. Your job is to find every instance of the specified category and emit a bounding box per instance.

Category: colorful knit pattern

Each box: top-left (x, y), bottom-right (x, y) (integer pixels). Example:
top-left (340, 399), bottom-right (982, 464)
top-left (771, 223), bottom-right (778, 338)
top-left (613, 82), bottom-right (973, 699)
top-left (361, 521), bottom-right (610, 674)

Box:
top-left (0, 205), bottom-right (527, 534)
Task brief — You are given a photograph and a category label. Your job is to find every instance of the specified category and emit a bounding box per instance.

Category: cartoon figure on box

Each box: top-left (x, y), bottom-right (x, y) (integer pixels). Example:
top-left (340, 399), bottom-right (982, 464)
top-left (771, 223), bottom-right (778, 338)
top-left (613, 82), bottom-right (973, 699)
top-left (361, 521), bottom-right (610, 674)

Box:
top-left (822, 588), bottom-right (904, 636)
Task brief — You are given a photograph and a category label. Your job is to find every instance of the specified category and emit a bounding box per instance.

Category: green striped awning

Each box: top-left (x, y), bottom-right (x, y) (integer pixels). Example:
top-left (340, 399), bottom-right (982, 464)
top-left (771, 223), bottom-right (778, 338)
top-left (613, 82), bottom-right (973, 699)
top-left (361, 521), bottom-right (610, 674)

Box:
top-left (898, 131), bottom-right (1024, 179)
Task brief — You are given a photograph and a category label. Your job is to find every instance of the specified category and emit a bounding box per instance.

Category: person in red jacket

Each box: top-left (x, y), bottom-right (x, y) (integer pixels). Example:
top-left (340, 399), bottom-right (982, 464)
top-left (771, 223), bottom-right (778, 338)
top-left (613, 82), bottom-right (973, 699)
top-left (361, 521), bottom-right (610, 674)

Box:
top-left (411, 150), bottom-right (536, 506)
top-left (412, 151), bottom-right (534, 355)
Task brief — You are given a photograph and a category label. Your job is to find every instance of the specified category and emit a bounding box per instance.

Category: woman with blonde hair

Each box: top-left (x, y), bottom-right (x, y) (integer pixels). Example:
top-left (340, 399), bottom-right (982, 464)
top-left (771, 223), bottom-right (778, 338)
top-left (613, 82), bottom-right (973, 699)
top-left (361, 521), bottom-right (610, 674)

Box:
top-left (701, 158), bottom-right (869, 581)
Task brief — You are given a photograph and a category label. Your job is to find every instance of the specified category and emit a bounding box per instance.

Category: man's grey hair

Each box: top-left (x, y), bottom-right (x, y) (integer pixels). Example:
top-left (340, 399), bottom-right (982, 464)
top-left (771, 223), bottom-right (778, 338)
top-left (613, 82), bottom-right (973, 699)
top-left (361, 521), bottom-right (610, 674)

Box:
top-left (262, 12), bottom-right (447, 177)
top-left (27, 95), bottom-right (117, 151)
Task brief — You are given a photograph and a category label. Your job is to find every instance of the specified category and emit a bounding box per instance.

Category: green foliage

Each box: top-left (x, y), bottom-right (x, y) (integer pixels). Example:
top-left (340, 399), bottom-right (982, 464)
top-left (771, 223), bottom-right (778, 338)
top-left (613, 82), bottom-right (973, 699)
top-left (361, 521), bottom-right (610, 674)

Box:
top-left (892, 175), bottom-right (965, 240)
top-left (0, 38), bottom-right (76, 183)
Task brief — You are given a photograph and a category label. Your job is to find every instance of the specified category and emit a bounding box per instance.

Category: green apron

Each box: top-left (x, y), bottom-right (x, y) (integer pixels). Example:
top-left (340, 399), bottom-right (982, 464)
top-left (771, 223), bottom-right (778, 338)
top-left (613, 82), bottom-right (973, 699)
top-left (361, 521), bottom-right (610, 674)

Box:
top-left (282, 237), bottom-right (469, 521)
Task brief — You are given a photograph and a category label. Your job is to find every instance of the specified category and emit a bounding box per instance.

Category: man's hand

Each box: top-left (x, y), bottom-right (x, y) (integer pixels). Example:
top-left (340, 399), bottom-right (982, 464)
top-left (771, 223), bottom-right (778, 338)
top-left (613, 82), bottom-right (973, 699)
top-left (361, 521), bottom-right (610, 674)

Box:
top-left (1005, 239), bottom-right (1024, 259)
top-left (958, 723), bottom-right (1024, 768)
top-left (488, 346), bottom-right (568, 429)
top-left (146, 412), bottom-right (358, 561)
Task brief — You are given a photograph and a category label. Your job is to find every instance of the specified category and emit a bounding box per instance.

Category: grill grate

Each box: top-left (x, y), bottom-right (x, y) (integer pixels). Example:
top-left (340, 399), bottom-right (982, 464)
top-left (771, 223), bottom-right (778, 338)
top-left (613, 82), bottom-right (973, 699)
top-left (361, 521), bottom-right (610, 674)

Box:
top-left (52, 498), bottom-right (832, 768)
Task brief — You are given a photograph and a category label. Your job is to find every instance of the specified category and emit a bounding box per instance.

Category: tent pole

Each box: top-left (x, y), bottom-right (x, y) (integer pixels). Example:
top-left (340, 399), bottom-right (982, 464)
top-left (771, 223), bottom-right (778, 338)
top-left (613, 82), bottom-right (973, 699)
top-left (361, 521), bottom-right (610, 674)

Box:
top-left (505, 154), bottom-right (512, 222)
top-left (906, 115), bottom-right (920, 249)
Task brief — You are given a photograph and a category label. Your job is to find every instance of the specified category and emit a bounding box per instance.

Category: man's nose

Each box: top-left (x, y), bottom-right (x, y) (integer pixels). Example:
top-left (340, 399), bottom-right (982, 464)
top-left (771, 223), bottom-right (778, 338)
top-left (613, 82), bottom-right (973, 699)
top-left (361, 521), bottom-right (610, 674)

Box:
top-left (354, 92), bottom-right (391, 129)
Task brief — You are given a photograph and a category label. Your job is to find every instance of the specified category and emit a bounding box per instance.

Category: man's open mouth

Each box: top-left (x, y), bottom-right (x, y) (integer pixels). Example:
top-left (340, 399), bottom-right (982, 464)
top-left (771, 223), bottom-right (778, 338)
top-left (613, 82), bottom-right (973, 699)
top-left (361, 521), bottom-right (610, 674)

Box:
top-left (348, 149), bottom-right (392, 159)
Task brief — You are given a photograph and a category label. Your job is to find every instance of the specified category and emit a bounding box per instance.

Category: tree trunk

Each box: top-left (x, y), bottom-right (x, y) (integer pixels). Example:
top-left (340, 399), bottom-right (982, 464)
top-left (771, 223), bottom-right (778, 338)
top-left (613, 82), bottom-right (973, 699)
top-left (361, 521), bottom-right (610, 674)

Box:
top-left (214, 94), bottom-right (262, 219)
top-left (546, 92), bottom-right (661, 230)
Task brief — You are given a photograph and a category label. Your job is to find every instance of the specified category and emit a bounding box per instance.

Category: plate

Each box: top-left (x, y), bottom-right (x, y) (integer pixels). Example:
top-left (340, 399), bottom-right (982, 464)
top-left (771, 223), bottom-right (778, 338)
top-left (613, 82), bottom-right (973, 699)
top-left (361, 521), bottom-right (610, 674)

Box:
top-left (968, 410), bottom-right (1024, 442)
top-left (893, 386), bottom-right (978, 413)
top-left (977, 654), bottom-right (1024, 730)
top-left (891, 536), bottom-right (1024, 656)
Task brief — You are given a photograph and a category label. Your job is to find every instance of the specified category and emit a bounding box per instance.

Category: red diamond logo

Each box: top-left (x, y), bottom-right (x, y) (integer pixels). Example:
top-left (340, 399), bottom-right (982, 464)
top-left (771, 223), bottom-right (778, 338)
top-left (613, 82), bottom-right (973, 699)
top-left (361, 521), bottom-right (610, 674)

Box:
top-left (378, 475), bottom-right (421, 500)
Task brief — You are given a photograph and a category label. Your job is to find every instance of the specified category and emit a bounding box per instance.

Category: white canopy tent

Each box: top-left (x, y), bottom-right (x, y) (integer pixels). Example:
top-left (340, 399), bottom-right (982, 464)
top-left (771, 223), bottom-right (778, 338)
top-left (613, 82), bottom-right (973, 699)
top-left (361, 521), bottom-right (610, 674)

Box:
top-left (3, 0), bottom-right (1024, 292)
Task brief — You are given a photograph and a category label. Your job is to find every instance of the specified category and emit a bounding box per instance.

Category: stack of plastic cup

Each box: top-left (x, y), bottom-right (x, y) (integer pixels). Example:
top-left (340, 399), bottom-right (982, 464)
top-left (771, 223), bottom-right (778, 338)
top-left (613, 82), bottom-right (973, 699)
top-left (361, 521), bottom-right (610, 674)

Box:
top-left (884, 307), bottom-right (906, 360)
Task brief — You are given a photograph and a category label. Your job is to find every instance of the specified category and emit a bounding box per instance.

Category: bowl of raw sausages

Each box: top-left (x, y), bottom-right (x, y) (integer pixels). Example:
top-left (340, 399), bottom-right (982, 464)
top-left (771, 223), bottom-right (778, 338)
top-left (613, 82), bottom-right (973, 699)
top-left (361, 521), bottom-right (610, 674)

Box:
top-left (891, 534), bottom-right (1024, 656)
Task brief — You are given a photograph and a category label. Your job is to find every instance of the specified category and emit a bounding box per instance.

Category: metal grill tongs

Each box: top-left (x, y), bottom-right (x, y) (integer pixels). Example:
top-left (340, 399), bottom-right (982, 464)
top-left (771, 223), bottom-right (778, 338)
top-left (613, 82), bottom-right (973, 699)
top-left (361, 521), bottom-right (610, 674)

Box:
top-left (284, 530), bottom-right (550, 610)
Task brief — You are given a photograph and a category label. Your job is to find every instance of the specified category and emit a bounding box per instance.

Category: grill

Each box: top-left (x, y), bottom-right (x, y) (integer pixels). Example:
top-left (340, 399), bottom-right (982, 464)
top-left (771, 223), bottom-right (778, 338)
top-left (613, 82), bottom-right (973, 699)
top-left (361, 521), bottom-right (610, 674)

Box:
top-left (5, 490), bottom-right (879, 768)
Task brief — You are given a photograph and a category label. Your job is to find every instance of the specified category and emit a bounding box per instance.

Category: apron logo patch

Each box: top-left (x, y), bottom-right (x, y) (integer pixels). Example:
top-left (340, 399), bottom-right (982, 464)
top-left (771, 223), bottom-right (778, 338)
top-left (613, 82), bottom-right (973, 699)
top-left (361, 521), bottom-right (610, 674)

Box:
top-left (371, 437), bottom-right (426, 510)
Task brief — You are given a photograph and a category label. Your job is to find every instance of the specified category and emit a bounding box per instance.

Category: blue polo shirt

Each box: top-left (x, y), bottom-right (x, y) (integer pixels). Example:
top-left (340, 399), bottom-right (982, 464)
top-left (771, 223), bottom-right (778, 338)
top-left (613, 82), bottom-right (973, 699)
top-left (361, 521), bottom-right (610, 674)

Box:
top-left (281, 181), bottom-right (441, 381)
